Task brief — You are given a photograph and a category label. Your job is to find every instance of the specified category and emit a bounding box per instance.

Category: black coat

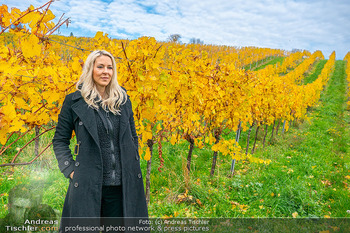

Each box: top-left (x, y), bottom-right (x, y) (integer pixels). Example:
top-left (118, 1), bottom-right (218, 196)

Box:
top-left (52, 89), bottom-right (148, 225)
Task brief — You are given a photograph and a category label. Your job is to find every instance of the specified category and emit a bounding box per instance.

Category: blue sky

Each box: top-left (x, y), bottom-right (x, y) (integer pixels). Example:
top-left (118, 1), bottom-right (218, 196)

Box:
top-left (3, 0), bottom-right (350, 59)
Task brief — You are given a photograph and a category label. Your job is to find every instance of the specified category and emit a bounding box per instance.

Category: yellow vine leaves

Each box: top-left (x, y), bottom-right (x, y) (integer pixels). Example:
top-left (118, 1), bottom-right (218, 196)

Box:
top-left (0, 2), bottom-right (338, 166)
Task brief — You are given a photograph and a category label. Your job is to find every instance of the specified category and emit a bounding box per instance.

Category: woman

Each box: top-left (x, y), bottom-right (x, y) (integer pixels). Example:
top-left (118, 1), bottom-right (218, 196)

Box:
top-left (52, 50), bottom-right (148, 232)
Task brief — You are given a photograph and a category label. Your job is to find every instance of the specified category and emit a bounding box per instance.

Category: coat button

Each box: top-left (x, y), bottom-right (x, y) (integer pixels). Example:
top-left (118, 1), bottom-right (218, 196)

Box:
top-left (79, 121), bottom-right (83, 125)
top-left (138, 173), bottom-right (141, 179)
top-left (64, 161), bottom-right (69, 166)
top-left (74, 182), bottom-right (79, 187)
top-left (75, 162), bottom-right (80, 167)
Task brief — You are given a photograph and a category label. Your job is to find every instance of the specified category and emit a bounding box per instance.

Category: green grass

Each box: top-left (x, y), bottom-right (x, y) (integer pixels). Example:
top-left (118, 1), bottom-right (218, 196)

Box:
top-left (1, 60), bottom-right (349, 221)
top-left (253, 56), bottom-right (285, 71)
top-left (304, 60), bottom-right (327, 84)
top-left (244, 56), bottom-right (284, 71)
top-left (0, 130), bottom-right (68, 218)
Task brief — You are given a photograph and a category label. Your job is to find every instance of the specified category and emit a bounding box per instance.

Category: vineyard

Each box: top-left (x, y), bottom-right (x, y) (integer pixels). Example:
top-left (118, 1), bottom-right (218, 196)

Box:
top-left (1, 0), bottom-right (350, 223)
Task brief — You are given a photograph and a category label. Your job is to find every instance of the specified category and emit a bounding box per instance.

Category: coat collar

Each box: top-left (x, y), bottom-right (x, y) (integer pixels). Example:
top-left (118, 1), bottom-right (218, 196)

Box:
top-left (72, 90), bottom-right (83, 100)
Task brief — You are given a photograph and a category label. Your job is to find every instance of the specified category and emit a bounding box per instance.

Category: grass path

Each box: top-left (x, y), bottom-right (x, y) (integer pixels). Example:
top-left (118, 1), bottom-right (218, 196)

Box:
top-left (244, 56), bottom-right (284, 71)
top-left (252, 56), bottom-right (284, 71)
top-left (235, 60), bottom-right (350, 217)
top-left (304, 60), bottom-right (326, 84)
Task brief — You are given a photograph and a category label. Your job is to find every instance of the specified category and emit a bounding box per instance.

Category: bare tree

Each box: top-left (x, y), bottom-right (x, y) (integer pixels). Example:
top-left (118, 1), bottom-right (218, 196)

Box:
top-left (189, 37), bottom-right (204, 44)
top-left (168, 34), bottom-right (181, 43)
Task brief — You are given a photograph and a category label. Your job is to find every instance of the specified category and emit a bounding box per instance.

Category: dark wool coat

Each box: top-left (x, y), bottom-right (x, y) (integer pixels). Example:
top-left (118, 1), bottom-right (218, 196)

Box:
top-left (52, 89), bottom-right (149, 232)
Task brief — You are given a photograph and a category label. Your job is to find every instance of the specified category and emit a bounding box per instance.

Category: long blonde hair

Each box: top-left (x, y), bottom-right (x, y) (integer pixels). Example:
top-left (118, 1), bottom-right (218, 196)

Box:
top-left (76, 50), bottom-right (127, 115)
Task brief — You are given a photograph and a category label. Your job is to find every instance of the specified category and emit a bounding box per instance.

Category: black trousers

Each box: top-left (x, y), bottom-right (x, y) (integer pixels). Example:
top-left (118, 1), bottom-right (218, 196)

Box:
top-left (101, 186), bottom-right (124, 232)
top-left (101, 185), bottom-right (123, 217)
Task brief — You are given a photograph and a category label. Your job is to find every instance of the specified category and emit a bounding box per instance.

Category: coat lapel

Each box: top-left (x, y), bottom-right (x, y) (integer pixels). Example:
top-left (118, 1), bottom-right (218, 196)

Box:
top-left (119, 101), bottom-right (128, 140)
top-left (71, 91), bottom-right (100, 147)
top-left (70, 91), bottom-right (130, 147)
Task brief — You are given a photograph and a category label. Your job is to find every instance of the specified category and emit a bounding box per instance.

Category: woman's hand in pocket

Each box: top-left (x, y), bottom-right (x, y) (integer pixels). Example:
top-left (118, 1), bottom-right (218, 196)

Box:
top-left (70, 171), bottom-right (74, 179)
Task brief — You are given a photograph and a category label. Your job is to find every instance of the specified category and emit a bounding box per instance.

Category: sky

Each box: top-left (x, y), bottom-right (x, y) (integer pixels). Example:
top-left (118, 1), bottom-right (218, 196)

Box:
top-left (3, 0), bottom-right (350, 59)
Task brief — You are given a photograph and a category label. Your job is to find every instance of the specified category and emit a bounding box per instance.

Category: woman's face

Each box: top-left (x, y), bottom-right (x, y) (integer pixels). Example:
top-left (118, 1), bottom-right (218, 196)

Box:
top-left (93, 55), bottom-right (113, 90)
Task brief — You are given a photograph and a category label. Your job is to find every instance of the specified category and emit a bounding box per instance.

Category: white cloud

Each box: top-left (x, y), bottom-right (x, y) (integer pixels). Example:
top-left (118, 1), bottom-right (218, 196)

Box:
top-left (4, 0), bottom-right (350, 58)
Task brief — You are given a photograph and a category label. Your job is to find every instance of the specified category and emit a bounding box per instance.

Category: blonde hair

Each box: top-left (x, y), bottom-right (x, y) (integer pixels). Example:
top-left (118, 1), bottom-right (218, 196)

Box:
top-left (76, 50), bottom-right (127, 115)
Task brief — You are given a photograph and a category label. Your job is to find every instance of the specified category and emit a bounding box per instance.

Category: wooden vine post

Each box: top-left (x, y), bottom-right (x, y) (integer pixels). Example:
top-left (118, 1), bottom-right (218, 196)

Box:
top-left (230, 121), bottom-right (242, 175)
top-left (210, 128), bottom-right (222, 177)
top-left (145, 139), bottom-right (154, 205)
